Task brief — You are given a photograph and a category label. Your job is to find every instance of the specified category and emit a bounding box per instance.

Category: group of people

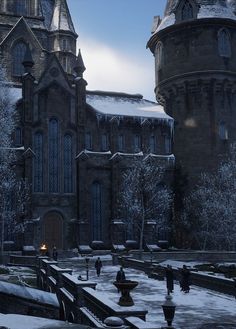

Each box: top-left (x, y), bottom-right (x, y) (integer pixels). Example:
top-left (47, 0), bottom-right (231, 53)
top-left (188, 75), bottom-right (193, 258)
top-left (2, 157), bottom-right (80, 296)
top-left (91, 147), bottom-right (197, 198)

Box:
top-left (165, 264), bottom-right (191, 294)
top-left (94, 258), bottom-right (126, 283)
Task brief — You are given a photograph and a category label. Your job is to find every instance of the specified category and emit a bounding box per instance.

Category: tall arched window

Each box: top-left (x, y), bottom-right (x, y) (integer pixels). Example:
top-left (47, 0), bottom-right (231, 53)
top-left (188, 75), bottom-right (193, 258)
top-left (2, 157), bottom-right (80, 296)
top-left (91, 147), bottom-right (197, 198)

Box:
top-left (149, 135), bottom-right (156, 153)
top-left (218, 29), bottom-right (231, 58)
top-left (182, 0), bottom-right (193, 20)
top-left (33, 132), bottom-right (43, 192)
top-left (16, 0), bottom-right (27, 15)
top-left (219, 122), bottom-right (228, 140)
top-left (15, 127), bottom-right (22, 146)
top-left (49, 118), bottom-right (59, 193)
top-left (12, 41), bottom-right (27, 76)
top-left (165, 135), bottom-right (171, 154)
top-left (118, 134), bottom-right (124, 151)
top-left (134, 134), bottom-right (141, 152)
top-left (101, 133), bottom-right (108, 151)
top-left (64, 134), bottom-right (73, 193)
top-left (91, 182), bottom-right (102, 241)
top-left (155, 42), bottom-right (163, 69)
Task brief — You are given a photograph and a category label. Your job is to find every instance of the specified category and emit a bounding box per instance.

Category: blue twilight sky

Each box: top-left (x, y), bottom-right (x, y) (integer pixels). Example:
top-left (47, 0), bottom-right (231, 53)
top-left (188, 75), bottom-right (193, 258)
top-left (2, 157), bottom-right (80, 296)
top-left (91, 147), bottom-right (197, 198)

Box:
top-left (67, 0), bottom-right (167, 101)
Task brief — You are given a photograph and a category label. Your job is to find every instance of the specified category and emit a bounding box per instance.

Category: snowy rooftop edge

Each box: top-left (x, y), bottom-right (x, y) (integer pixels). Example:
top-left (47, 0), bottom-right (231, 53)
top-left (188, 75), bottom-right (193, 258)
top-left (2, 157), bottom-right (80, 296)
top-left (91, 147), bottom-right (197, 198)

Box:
top-left (155, 4), bottom-right (236, 33)
top-left (86, 93), bottom-right (172, 121)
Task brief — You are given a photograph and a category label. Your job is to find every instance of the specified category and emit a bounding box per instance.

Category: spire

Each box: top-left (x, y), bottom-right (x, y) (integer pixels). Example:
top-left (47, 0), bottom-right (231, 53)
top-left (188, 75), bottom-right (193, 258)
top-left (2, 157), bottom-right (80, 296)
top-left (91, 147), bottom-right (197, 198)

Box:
top-left (50, 0), bottom-right (76, 33)
top-left (22, 43), bottom-right (34, 73)
top-left (74, 49), bottom-right (86, 77)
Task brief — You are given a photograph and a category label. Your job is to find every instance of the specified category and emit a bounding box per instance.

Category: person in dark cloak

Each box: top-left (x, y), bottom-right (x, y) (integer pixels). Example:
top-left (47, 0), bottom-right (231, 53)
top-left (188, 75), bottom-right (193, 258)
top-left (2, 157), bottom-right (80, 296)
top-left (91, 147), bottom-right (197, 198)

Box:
top-left (165, 264), bottom-right (174, 294)
top-left (116, 266), bottom-right (126, 282)
top-left (52, 245), bottom-right (58, 261)
top-left (180, 264), bottom-right (191, 293)
top-left (95, 257), bottom-right (103, 277)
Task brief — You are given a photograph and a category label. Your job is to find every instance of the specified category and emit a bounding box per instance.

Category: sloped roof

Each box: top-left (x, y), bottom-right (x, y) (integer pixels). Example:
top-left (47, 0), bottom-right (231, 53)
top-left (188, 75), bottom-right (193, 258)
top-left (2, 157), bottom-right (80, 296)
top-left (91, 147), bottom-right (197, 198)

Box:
top-left (86, 91), bottom-right (172, 121)
top-left (50, 0), bottom-right (76, 33)
top-left (154, 0), bottom-right (236, 33)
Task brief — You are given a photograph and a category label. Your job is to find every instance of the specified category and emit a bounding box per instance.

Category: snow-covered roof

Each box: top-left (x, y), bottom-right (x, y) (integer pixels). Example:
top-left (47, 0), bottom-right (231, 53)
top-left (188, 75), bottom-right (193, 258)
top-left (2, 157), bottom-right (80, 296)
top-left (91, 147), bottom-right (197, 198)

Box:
top-left (86, 92), bottom-right (172, 121)
top-left (155, 1), bottom-right (236, 33)
top-left (0, 281), bottom-right (59, 306)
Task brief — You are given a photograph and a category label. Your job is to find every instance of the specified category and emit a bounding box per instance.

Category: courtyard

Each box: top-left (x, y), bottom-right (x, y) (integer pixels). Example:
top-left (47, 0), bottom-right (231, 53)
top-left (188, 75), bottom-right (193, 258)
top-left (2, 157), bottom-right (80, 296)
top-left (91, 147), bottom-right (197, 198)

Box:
top-left (59, 256), bottom-right (236, 329)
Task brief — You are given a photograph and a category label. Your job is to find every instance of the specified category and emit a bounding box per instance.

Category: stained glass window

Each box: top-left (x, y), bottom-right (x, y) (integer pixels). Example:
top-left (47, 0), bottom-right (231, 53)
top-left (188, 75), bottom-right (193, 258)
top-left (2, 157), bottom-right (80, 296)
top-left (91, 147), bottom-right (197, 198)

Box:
top-left (12, 42), bottom-right (27, 76)
top-left (33, 132), bottom-right (43, 192)
top-left (64, 134), bottom-right (73, 193)
top-left (91, 182), bottom-right (102, 240)
top-left (49, 118), bottom-right (59, 193)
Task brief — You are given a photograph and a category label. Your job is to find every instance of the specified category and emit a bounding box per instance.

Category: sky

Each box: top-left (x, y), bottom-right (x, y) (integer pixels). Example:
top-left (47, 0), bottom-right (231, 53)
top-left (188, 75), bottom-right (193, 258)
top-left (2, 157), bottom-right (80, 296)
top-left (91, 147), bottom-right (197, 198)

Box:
top-left (67, 0), bottom-right (167, 102)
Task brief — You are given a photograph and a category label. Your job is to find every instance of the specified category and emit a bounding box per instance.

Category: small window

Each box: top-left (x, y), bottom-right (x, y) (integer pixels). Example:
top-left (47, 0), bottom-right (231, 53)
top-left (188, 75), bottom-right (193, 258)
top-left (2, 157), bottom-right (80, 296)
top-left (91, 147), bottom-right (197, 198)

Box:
top-left (62, 56), bottom-right (67, 71)
top-left (182, 0), bottom-right (193, 20)
top-left (12, 41), bottom-right (27, 76)
top-left (15, 127), bottom-right (22, 146)
top-left (101, 134), bottom-right (108, 151)
top-left (219, 122), bottom-right (228, 140)
top-left (134, 135), bottom-right (141, 152)
top-left (62, 39), bottom-right (67, 51)
top-left (85, 132), bottom-right (92, 150)
top-left (218, 29), bottom-right (231, 58)
top-left (149, 135), bottom-right (156, 153)
top-left (155, 42), bottom-right (163, 69)
top-left (118, 134), bottom-right (124, 151)
top-left (165, 135), bottom-right (171, 154)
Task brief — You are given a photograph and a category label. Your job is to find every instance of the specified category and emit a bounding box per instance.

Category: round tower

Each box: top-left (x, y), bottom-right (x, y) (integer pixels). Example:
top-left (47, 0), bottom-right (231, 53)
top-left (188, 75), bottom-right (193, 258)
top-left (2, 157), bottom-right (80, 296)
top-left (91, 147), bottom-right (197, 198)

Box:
top-left (148, 0), bottom-right (236, 182)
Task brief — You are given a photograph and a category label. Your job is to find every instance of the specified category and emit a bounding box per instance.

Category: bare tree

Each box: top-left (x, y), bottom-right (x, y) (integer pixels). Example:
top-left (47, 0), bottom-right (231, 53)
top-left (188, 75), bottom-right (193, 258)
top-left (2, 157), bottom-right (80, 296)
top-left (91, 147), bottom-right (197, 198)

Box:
top-left (181, 145), bottom-right (236, 250)
top-left (118, 158), bottom-right (172, 252)
top-left (0, 66), bottom-right (29, 257)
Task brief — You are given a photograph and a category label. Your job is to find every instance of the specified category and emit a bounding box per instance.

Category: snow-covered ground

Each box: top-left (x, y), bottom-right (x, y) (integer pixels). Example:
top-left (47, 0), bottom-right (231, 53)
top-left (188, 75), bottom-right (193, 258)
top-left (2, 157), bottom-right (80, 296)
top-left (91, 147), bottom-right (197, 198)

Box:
top-left (61, 258), bottom-right (236, 329)
top-left (0, 258), bottom-right (235, 328)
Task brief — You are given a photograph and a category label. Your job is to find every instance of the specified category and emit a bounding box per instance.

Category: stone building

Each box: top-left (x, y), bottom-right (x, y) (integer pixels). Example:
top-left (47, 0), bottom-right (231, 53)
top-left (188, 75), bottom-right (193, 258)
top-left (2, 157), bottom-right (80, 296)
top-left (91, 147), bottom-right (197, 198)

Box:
top-left (148, 0), bottom-right (236, 185)
top-left (0, 0), bottom-right (173, 250)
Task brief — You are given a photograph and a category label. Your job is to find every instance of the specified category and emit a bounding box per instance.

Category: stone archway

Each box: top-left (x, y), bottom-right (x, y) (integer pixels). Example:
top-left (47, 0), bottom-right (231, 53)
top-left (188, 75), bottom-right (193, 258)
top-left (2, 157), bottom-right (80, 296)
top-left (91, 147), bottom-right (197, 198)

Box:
top-left (42, 212), bottom-right (63, 249)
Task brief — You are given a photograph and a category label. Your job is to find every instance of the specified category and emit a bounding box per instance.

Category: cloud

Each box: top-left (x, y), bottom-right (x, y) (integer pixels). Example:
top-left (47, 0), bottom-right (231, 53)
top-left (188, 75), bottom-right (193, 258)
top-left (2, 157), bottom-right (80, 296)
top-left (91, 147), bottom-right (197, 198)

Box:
top-left (78, 37), bottom-right (156, 101)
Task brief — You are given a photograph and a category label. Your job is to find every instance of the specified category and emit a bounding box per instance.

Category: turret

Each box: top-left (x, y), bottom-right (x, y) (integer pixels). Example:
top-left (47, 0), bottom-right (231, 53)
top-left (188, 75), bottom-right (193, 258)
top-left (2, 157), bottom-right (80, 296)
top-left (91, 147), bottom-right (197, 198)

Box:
top-left (49, 0), bottom-right (78, 75)
top-left (147, 0), bottom-right (236, 181)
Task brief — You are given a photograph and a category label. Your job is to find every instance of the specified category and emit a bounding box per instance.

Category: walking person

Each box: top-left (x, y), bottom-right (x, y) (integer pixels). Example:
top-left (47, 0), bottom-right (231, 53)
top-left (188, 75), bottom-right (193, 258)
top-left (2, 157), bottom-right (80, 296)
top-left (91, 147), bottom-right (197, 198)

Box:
top-left (180, 265), bottom-right (191, 293)
top-left (52, 245), bottom-right (58, 261)
top-left (116, 266), bottom-right (126, 282)
top-left (165, 264), bottom-right (174, 294)
top-left (95, 257), bottom-right (103, 277)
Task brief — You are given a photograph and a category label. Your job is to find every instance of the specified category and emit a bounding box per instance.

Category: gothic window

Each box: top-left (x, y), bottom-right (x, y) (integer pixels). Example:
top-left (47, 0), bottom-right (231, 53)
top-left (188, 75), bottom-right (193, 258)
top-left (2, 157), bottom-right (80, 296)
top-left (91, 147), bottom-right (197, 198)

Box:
top-left (64, 134), bottom-right (73, 193)
top-left (91, 182), bottom-right (102, 240)
top-left (16, 0), bottom-right (27, 15)
top-left (85, 132), bottom-right (92, 150)
top-left (101, 133), bottom-right (108, 151)
top-left (33, 132), bottom-right (43, 192)
top-left (219, 122), bottom-right (228, 140)
top-left (15, 127), bottom-right (22, 146)
top-left (134, 134), bottom-right (141, 152)
top-left (49, 118), bottom-right (59, 193)
top-left (62, 56), bottom-right (67, 71)
top-left (155, 42), bottom-right (163, 69)
top-left (165, 135), bottom-right (171, 154)
top-left (12, 41), bottom-right (27, 76)
top-left (62, 39), bottom-right (67, 51)
top-left (118, 134), bottom-right (124, 151)
top-left (182, 0), bottom-right (193, 20)
top-left (218, 29), bottom-right (231, 58)
top-left (149, 135), bottom-right (156, 153)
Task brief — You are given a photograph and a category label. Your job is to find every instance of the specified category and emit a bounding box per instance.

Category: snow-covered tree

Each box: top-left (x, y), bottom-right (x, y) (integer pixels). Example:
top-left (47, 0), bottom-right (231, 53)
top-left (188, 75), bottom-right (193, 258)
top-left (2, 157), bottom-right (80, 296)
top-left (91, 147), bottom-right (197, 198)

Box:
top-left (0, 66), bottom-right (29, 256)
top-left (181, 145), bottom-right (236, 251)
top-left (118, 158), bottom-right (172, 251)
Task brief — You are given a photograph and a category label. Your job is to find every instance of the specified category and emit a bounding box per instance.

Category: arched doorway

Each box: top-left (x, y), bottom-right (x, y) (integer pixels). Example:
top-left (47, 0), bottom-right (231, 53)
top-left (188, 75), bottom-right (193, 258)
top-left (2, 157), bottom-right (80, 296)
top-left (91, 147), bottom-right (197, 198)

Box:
top-left (42, 212), bottom-right (63, 249)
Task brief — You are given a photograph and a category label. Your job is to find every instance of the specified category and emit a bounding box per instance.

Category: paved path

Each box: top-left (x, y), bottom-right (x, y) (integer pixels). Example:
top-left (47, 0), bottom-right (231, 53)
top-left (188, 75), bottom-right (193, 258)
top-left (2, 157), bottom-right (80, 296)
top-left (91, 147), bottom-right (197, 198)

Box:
top-left (60, 258), bottom-right (236, 329)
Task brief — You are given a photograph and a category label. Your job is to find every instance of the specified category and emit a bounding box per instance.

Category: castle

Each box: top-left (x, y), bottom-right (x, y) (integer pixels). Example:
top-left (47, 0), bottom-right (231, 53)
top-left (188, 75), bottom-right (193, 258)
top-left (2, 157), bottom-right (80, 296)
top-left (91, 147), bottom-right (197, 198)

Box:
top-left (0, 0), bottom-right (173, 250)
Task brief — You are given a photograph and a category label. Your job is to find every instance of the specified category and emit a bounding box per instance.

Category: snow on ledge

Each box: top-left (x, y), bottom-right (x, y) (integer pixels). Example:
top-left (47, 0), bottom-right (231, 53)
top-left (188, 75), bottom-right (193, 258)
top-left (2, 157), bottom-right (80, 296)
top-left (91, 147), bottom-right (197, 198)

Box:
top-left (76, 149), bottom-right (112, 159)
top-left (109, 151), bottom-right (144, 160)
